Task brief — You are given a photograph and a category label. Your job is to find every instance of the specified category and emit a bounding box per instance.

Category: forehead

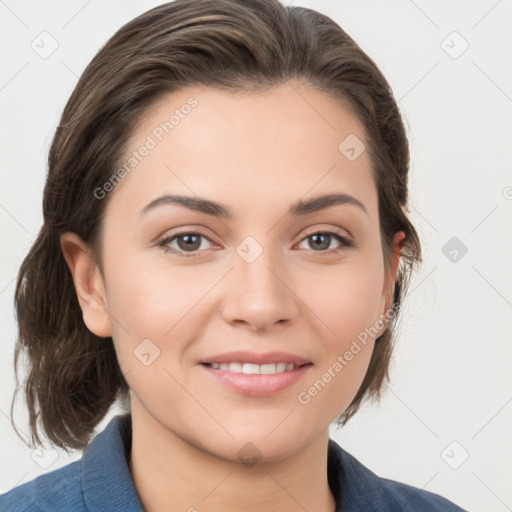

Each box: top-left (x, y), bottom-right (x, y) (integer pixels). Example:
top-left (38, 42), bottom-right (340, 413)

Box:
top-left (105, 82), bottom-right (377, 222)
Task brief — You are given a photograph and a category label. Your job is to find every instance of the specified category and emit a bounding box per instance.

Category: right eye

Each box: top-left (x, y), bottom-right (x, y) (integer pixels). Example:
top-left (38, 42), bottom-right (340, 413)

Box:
top-left (157, 231), bottom-right (216, 257)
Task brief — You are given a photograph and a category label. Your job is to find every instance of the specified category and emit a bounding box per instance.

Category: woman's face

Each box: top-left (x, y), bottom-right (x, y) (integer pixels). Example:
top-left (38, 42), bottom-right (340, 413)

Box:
top-left (79, 82), bottom-right (402, 461)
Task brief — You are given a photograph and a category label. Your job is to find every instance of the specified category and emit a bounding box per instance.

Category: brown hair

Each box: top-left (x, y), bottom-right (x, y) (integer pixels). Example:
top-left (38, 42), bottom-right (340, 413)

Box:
top-left (11, 0), bottom-right (421, 451)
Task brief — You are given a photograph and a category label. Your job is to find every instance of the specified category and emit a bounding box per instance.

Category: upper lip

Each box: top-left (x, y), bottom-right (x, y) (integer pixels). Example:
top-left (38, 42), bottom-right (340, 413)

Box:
top-left (199, 351), bottom-right (312, 366)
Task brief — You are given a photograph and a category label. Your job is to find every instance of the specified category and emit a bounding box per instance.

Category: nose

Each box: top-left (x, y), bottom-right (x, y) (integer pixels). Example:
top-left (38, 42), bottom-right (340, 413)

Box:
top-left (221, 245), bottom-right (299, 333)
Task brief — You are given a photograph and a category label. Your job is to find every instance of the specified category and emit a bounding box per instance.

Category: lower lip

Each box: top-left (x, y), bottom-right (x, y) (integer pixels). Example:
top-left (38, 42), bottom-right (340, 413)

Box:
top-left (199, 363), bottom-right (313, 397)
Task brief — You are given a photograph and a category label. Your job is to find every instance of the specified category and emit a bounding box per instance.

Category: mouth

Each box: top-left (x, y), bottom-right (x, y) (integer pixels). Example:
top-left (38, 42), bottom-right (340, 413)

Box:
top-left (198, 355), bottom-right (313, 396)
top-left (201, 361), bottom-right (312, 375)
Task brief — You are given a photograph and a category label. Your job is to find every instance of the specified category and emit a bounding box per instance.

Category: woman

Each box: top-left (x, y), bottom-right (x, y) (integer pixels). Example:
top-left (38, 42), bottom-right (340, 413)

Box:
top-left (0, 0), bottom-right (468, 510)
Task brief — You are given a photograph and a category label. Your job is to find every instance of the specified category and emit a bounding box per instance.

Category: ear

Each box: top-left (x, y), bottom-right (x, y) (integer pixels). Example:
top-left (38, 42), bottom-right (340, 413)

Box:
top-left (377, 231), bottom-right (406, 335)
top-left (60, 232), bottom-right (112, 338)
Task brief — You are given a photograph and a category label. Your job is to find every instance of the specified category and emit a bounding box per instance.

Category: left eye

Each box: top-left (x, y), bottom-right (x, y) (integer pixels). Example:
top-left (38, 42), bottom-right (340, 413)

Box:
top-left (297, 232), bottom-right (352, 252)
top-left (158, 230), bottom-right (352, 257)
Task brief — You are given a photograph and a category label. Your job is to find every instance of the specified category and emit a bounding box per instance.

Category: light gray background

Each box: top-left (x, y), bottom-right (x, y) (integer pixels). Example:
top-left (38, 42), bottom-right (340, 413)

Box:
top-left (1, 1), bottom-right (511, 511)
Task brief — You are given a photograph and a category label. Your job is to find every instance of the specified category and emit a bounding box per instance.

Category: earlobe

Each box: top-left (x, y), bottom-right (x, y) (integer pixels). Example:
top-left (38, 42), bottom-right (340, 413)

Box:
top-left (60, 232), bottom-right (112, 338)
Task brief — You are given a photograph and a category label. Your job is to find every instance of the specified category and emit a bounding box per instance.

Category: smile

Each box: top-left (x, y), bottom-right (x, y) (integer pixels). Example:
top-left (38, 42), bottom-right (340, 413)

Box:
top-left (204, 362), bottom-right (299, 374)
top-left (199, 362), bottom-right (313, 396)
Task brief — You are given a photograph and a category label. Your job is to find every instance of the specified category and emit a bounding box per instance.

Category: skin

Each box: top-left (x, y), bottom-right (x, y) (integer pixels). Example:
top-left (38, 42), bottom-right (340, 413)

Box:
top-left (61, 81), bottom-right (404, 512)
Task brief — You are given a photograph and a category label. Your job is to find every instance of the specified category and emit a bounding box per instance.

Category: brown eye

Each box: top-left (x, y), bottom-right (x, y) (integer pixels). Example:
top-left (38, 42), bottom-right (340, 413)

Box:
top-left (176, 233), bottom-right (202, 251)
top-left (158, 232), bottom-right (214, 256)
top-left (297, 231), bottom-right (353, 253)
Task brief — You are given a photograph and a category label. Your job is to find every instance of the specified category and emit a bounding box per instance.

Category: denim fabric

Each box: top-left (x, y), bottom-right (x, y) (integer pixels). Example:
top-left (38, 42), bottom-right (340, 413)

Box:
top-left (0, 414), bottom-right (468, 511)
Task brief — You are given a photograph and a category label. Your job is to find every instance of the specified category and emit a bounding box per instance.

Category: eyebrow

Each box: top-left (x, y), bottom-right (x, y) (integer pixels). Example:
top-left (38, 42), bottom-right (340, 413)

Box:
top-left (139, 192), bottom-right (368, 218)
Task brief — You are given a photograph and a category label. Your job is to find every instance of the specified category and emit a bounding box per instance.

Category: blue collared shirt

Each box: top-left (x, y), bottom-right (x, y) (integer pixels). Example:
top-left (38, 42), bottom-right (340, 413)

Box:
top-left (0, 413), bottom-right (468, 511)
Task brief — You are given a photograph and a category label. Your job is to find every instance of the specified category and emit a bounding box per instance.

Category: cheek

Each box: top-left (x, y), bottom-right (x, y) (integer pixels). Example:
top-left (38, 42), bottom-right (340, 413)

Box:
top-left (294, 286), bottom-right (378, 420)
top-left (105, 250), bottom-right (205, 330)
top-left (103, 253), bottom-right (218, 376)
top-left (295, 253), bottom-right (385, 342)
top-left (293, 255), bottom-right (384, 405)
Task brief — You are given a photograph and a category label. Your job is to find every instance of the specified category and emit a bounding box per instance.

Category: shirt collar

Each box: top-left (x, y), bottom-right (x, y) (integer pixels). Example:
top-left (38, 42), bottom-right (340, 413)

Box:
top-left (81, 413), bottom-right (145, 511)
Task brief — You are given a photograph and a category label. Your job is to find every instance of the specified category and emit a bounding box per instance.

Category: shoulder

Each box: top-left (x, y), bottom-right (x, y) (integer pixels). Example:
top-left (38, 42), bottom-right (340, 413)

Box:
top-left (328, 439), bottom-right (469, 511)
top-left (372, 474), bottom-right (468, 511)
top-left (0, 414), bottom-right (143, 512)
top-left (0, 459), bottom-right (86, 512)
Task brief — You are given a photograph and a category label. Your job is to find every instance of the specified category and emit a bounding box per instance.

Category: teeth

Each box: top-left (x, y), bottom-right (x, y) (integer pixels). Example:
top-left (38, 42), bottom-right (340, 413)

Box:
top-left (208, 362), bottom-right (297, 374)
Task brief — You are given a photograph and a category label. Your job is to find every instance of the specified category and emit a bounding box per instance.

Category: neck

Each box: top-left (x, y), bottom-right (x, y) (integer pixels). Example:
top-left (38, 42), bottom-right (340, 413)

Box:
top-left (127, 401), bottom-right (337, 512)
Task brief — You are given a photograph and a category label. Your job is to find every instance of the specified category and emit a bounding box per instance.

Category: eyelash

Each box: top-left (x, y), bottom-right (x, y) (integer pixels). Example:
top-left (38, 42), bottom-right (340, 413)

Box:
top-left (157, 229), bottom-right (354, 258)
